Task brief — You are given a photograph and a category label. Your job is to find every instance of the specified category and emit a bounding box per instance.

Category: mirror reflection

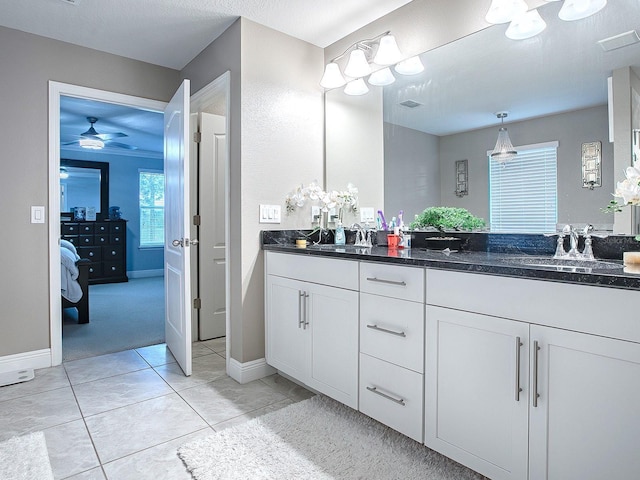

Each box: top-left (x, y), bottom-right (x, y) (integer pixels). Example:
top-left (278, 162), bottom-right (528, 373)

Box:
top-left (325, 0), bottom-right (640, 233)
top-left (60, 159), bottom-right (109, 218)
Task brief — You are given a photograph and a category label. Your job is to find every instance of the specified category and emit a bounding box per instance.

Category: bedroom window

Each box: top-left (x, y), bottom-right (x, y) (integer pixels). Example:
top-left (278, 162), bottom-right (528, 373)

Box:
top-left (489, 141), bottom-right (558, 234)
top-left (139, 169), bottom-right (165, 247)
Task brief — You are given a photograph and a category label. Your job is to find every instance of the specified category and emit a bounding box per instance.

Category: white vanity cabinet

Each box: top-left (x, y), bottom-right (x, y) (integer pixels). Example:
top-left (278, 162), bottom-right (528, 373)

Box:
top-left (425, 269), bottom-right (640, 480)
top-left (359, 262), bottom-right (425, 442)
top-left (265, 251), bottom-right (359, 408)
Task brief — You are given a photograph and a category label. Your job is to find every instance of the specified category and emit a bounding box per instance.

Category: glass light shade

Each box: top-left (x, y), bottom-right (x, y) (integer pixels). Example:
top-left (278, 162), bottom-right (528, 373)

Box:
top-left (320, 62), bottom-right (346, 89)
top-left (59, 168), bottom-right (69, 179)
top-left (79, 138), bottom-right (104, 149)
top-left (491, 127), bottom-right (518, 163)
top-left (395, 56), bottom-right (424, 75)
top-left (368, 67), bottom-right (396, 86)
top-left (506, 9), bottom-right (547, 40)
top-left (373, 34), bottom-right (403, 66)
top-left (485, 0), bottom-right (528, 24)
top-left (344, 49), bottom-right (372, 78)
top-left (344, 78), bottom-right (369, 96)
top-left (558, 0), bottom-right (607, 21)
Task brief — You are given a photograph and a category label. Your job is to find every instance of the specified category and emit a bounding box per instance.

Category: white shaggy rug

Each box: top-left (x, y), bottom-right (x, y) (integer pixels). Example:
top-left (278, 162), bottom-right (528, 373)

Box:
top-left (178, 395), bottom-right (483, 480)
top-left (0, 432), bottom-right (54, 480)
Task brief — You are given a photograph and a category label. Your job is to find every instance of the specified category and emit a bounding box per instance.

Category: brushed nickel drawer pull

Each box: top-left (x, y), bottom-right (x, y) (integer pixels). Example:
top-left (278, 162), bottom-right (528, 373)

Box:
top-left (366, 277), bottom-right (407, 286)
top-left (532, 340), bottom-right (541, 407)
top-left (515, 336), bottom-right (523, 402)
top-left (366, 324), bottom-right (406, 337)
top-left (366, 386), bottom-right (406, 406)
top-left (298, 291), bottom-right (305, 329)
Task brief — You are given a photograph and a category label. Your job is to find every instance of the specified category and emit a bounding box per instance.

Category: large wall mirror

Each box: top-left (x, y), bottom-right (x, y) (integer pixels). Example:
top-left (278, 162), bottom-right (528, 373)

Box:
top-left (60, 159), bottom-right (109, 220)
top-left (326, 0), bottom-right (640, 233)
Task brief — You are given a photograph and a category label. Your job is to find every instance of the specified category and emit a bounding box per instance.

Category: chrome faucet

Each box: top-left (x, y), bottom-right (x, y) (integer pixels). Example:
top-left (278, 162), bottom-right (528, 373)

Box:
top-left (553, 224), bottom-right (598, 261)
top-left (350, 223), bottom-right (373, 247)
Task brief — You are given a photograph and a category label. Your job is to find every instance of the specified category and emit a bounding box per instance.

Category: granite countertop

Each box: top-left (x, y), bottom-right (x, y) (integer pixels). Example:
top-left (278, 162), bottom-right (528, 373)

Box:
top-left (263, 243), bottom-right (640, 291)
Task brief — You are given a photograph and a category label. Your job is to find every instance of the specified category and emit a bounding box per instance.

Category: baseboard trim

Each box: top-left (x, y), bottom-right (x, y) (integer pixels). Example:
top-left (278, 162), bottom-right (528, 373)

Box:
top-left (228, 357), bottom-right (276, 384)
top-left (0, 349), bottom-right (52, 374)
top-left (127, 269), bottom-right (164, 279)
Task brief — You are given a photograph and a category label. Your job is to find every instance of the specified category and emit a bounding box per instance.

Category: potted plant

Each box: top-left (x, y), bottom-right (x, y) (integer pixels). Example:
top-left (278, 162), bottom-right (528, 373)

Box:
top-left (409, 206), bottom-right (485, 250)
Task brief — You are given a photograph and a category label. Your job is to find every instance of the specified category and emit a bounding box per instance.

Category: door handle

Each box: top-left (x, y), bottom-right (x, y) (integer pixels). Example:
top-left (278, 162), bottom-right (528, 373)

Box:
top-left (298, 291), bottom-right (305, 329)
top-left (515, 336), bottom-right (523, 401)
top-left (172, 239), bottom-right (183, 247)
top-left (303, 292), bottom-right (310, 328)
top-left (186, 238), bottom-right (199, 246)
top-left (532, 340), bottom-right (541, 407)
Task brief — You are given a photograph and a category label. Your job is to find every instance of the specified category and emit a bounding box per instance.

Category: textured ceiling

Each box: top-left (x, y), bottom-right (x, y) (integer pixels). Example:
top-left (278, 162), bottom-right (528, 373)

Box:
top-left (0, 0), bottom-right (413, 69)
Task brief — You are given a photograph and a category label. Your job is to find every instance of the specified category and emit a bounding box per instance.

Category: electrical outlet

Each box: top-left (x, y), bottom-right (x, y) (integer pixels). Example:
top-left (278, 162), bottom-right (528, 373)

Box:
top-left (311, 206), bottom-right (321, 223)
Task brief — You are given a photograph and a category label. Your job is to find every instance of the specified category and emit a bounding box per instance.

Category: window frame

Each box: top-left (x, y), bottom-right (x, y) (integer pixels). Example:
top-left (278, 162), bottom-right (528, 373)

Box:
top-left (138, 168), bottom-right (165, 248)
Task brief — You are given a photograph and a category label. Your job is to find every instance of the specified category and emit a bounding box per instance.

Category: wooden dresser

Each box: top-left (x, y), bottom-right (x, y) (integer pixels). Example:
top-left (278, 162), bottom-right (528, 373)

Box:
top-left (61, 219), bottom-right (128, 284)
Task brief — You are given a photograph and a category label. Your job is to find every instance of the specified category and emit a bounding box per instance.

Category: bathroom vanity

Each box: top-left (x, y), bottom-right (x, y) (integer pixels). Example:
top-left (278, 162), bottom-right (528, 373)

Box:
top-left (263, 239), bottom-right (640, 480)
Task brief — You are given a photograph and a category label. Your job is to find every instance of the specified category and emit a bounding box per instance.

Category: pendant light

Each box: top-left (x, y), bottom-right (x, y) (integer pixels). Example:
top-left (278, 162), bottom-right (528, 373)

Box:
top-left (344, 78), bottom-right (369, 96)
top-left (506, 9), bottom-right (547, 40)
top-left (368, 67), bottom-right (396, 86)
top-left (558, 0), bottom-right (607, 21)
top-left (485, 0), bottom-right (528, 24)
top-left (491, 112), bottom-right (517, 163)
top-left (320, 62), bottom-right (346, 89)
top-left (395, 56), bottom-right (425, 75)
top-left (373, 34), bottom-right (403, 66)
top-left (344, 49), bottom-right (372, 78)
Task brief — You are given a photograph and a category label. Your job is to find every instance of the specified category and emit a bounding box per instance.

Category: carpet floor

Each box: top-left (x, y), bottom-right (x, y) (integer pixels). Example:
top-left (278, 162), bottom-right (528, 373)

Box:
top-left (62, 276), bottom-right (165, 361)
top-left (0, 432), bottom-right (54, 480)
top-left (178, 395), bottom-right (483, 480)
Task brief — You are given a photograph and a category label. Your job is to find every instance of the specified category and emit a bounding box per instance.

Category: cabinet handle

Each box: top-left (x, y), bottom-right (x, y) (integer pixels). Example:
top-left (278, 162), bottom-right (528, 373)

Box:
top-left (366, 386), bottom-right (406, 406)
top-left (365, 277), bottom-right (407, 287)
top-left (298, 291), bottom-right (305, 329)
top-left (303, 292), bottom-right (310, 328)
top-left (532, 340), bottom-right (541, 407)
top-left (366, 324), bottom-right (406, 338)
top-left (515, 336), bottom-right (523, 401)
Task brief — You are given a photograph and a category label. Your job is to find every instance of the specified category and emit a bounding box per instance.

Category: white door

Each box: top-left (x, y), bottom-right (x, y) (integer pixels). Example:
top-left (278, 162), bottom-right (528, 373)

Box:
top-left (198, 113), bottom-right (227, 339)
top-left (164, 79), bottom-right (192, 376)
top-left (529, 325), bottom-right (640, 480)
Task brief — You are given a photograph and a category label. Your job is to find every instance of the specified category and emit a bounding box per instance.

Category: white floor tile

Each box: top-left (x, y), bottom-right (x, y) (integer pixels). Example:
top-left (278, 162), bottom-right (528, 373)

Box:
top-left (200, 337), bottom-right (226, 353)
top-left (135, 344), bottom-right (176, 367)
top-left (64, 350), bottom-right (150, 385)
top-left (153, 353), bottom-right (226, 391)
top-left (43, 419), bottom-right (100, 479)
top-left (213, 398), bottom-right (295, 431)
top-left (64, 467), bottom-right (106, 480)
top-left (0, 366), bottom-right (70, 403)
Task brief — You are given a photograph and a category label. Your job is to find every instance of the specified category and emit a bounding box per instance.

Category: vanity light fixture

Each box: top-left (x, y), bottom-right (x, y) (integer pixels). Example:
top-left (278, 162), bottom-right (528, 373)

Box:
top-left (320, 62), bottom-right (346, 89)
top-left (344, 49), bottom-right (372, 78)
top-left (368, 67), bottom-right (396, 87)
top-left (485, 0), bottom-right (528, 24)
top-left (554, 0), bottom-right (607, 21)
top-left (491, 112), bottom-right (518, 164)
top-left (394, 56), bottom-right (425, 75)
top-left (506, 9), bottom-right (547, 40)
top-left (344, 78), bottom-right (370, 96)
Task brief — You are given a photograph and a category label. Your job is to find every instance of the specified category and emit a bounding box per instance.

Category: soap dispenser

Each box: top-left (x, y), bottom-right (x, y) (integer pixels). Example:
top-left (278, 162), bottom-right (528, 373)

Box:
top-left (334, 221), bottom-right (346, 245)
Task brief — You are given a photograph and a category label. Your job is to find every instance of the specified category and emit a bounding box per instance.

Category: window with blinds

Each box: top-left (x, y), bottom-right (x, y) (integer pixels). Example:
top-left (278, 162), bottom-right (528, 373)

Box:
top-left (489, 141), bottom-right (558, 233)
top-left (139, 170), bottom-right (165, 247)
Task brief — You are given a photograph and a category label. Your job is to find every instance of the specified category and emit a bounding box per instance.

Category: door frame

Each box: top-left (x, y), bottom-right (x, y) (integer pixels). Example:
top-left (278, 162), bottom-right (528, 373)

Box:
top-left (48, 81), bottom-right (167, 365)
top-left (189, 71), bottom-right (231, 369)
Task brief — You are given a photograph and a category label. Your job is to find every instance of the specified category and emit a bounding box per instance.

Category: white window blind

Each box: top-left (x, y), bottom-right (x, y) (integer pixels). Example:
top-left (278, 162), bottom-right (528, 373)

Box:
top-left (489, 141), bottom-right (558, 233)
top-left (139, 170), bottom-right (165, 247)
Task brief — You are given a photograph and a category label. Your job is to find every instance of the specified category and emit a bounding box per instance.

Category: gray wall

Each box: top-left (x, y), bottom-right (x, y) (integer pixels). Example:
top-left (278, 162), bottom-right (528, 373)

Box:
top-left (384, 123), bottom-right (440, 222)
top-left (0, 25), bottom-right (179, 357)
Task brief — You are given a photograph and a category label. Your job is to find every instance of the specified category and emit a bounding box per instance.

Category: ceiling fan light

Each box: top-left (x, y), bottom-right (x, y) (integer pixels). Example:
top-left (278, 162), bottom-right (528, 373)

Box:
top-left (79, 137), bottom-right (104, 149)
top-left (320, 62), bottom-right (346, 89)
top-left (395, 56), bottom-right (424, 75)
top-left (558, 0), bottom-right (607, 21)
top-left (373, 34), bottom-right (403, 66)
top-left (344, 49), bottom-right (372, 78)
top-left (506, 9), bottom-right (547, 40)
top-left (368, 67), bottom-right (396, 86)
top-left (59, 168), bottom-right (69, 179)
top-left (485, 0), bottom-right (528, 24)
top-left (344, 78), bottom-right (369, 96)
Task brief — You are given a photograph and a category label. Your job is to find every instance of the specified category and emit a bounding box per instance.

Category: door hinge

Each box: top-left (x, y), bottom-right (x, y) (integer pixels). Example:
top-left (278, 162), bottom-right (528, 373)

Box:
top-left (193, 298), bottom-right (202, 309)
top-left (193, 131), bottom-right (202, 143)
top-left (193, 214), bottom-right (201, 226)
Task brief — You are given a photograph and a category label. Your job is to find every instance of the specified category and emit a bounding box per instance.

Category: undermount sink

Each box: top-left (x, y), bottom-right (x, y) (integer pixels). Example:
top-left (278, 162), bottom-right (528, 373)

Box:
top-left (504, 256), bottom-right (622, 270)
top-left (307, 243), bottom-right (367, 251)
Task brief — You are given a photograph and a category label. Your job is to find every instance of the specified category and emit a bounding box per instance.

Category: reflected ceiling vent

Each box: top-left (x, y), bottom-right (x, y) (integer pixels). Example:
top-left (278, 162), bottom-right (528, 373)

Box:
top-left (598, 30), bottom-right (640, 52)
top-left (399, 100), bottom-right (422, 108)
top-left (58, 0), bottom-right (82, 5)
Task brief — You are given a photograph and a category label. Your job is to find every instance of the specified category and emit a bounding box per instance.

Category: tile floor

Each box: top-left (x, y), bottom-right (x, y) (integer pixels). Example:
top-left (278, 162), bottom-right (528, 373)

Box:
top-left (0, 338), bottom-right (314, 479)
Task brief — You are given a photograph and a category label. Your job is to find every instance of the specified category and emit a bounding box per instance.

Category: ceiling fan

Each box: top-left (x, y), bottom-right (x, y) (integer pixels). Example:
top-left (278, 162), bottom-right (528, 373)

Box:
top-left (63, 116), bottom-right (137, 150)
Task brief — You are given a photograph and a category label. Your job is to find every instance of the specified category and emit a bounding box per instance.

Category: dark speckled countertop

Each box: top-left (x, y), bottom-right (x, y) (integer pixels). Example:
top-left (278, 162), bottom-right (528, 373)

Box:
top-left (262, 233), bottom-right (640, 291)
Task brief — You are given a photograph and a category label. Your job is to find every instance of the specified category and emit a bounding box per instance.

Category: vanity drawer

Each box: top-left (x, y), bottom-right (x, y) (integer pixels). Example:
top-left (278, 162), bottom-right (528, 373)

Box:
top-left (360, 262), bottom-right (424, 302)
top-left (360, 293), bottom-right (424, 373)
top-left (359, 353), bottom-right (424, 442)
top-left (103, 246), bottom-right (124, 260)
top-left (77, 246), bottom-right (102, 262)
top-left (265, 251), bottom-right (358, 290)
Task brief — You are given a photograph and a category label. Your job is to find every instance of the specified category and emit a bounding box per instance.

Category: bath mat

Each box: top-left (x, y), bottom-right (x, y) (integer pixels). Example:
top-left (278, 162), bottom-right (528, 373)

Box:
top-left (0, 431), bottom-right (54, 480)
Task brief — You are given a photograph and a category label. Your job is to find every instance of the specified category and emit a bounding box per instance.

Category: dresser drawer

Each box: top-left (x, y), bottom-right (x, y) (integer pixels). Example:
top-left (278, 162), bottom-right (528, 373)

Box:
top-left (94, 235), bottom-right (109, 245)
top-left (95, 223), bottom-right (109, 234)
top-left (77, 246), bottom-right (102, 262)
top-left (87, 263), bottom-right (102, 279)
top-left (360, 262), bottom-right (424, 302)
top-left (78, 223), bottom-right (94, 234)
top-left (78, 235), bottom-right (94, 246)
top-left (63, 235), bottom-right (79, 245)
top-left (103, 246), bottom-right (124, 260)
top-left (103, 261), bottom-right (125, 277)
top-left (110, 233), bottom-right (124, 244)
top-left (110, 222), bottom-right (125, 233)
top-left (61, 223), bottom-right (79, 235)
top-left (359, 353), bottom-right (424, 442)
top-left (360, 293), bottom-right (424, 373)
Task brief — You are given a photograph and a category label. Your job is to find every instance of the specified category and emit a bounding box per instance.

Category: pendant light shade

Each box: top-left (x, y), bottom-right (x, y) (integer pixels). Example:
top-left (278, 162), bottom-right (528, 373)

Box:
top-left (373, 34), bottom-right (403, 66)
top-left (79, 138), bottom-right (104, 150)
top-left (320, 62), bottom-right (346, 89)
top-left (558, 0), bottom-right (607, 21)
top-left (344, 78), bottom-right (370, 96)
top-left (491, 113), bottom-right (517, 163)
top-left (368, 67), bottom-right (396, 86)
top-left (485, 0), bottom-right (528, 24)
top-left (506, 9), bottom-right (547, 40)
top-left (395, 56), bottom-right (425, 75)
top-left (344, 49), bottom-right (372, 78)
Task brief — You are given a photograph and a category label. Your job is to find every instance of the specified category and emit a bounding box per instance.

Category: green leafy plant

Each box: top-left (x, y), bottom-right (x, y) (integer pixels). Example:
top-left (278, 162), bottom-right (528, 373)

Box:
top-left (410, 206), bottom-right (485, 231)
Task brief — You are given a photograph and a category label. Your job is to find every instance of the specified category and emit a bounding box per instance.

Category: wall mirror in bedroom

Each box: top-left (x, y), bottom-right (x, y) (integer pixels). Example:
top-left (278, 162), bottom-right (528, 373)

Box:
top-left (60, 159), bottom-right (109, 220)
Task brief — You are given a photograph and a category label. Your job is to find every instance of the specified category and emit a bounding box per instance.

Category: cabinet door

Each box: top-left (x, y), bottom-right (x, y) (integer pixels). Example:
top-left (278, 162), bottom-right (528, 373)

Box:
top-left (308, 283), bottom-right (359, 409)
top-left (425, 306), bottom-right (529, 480)
top-left (529, 325), bottom-right (640, 480)
top-left (265, 275), bottom-right (310, 381)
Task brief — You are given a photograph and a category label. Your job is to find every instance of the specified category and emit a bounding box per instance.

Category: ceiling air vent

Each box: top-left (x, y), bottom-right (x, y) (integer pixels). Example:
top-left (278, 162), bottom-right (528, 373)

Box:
top-left (58, 0), bottom-right (82, 5)
top-left (399, 100), bottom-right (422, 109)
top-left (598, 30), bottom-right (640, 52)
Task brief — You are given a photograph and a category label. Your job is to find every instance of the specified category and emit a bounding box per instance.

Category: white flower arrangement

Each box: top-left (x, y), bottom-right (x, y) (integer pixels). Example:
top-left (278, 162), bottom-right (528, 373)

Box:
top-left (285, 181), bottom-right (359, 215)
top-left (606, 165), bottom-right (640, 240)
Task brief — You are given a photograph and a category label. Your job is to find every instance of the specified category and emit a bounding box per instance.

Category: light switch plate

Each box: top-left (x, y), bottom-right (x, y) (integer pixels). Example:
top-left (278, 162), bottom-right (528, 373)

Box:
top-left (259, 204), bottom-right (281, 224)
top-left (31, 206), bottom-right (45, 224)
top-left (360, 207), bottom-right (375, 223)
